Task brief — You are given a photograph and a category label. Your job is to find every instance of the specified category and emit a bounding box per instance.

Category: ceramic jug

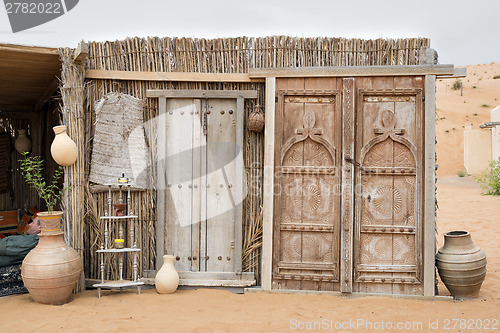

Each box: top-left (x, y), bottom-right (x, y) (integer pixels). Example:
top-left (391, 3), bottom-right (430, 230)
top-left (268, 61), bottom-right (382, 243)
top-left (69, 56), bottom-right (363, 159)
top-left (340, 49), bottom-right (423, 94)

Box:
top-left (155, 255), bottom-right (179, 294)
top-left (51, 125), bottom-right (77, 166)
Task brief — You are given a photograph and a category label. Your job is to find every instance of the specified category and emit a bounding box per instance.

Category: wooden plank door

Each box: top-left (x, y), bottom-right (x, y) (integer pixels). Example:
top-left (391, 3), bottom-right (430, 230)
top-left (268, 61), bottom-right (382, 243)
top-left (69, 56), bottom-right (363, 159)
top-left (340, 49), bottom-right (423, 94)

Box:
top-left (272, 78), bottom-right (342, 291)
top-left (352, 76), bottom-right (424, 295)
top-left (164, 98), bottom-right (202, 272)
top-left (204, 98), bottom-right (240, 273)
top-left (163, 97), bottom-right (243, 275)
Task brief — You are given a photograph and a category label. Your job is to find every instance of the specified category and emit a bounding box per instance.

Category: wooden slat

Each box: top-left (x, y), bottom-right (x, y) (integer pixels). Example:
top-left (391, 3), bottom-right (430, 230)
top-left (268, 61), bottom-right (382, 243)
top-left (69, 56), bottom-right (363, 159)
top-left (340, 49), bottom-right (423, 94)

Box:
top-left (0, 43), bottom-right (59, 55)
top-left (191, 99), bottom-right (202, 272)
top-left (261, 77), bottom-right (276, 290)
top-left (146, 89), bottom-right (258, 99)
top-left (206, 98), bottom-right (237, 272)
top-left (340, 77), bottom-right (355, 293)
top-left (424, 75), bottom-right (437, 297)
top-left (234, 97), bottom-right (245, 273)
top-left (156, 97), bottom-right (167, 270)
top-left (249, 65), bottom-right (455, 78)
top-left (86, 70), bottom-right (262, 83)
top-left (74, 42), bottom-right (89, 62)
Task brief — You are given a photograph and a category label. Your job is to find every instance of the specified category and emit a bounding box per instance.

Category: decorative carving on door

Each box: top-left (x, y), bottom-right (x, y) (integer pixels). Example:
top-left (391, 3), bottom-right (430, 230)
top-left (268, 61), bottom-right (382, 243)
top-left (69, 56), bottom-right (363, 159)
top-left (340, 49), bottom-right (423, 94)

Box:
top-left (355, 88), bottom-right (423, 293)
top-left (271, 80), bottom-right (424, 295)
top-left (273, 88), bottom-right (341, 291)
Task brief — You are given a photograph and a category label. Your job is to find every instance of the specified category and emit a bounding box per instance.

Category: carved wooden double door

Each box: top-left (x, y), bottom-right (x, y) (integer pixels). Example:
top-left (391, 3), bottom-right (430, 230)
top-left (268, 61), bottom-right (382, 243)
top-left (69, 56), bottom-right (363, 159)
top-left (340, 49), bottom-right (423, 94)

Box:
top-left (272, 77), bottom-right (424, 295)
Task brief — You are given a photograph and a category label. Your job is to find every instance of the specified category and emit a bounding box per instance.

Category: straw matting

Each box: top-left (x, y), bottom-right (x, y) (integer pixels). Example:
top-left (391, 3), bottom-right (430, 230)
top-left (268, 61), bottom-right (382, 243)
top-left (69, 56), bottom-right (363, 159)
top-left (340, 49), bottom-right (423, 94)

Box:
top-left (89, 93), bottom-right (149, 189)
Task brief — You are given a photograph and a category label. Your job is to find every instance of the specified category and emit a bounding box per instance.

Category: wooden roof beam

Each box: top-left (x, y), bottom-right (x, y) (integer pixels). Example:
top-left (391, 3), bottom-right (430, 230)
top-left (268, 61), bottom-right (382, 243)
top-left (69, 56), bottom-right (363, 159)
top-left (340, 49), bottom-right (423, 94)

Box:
top-left (248, 65), bottom-right (457, 78)
top-left (0, 43), bottom-right (59, 55)
top-left (85, 70), bottom-right (263, 83)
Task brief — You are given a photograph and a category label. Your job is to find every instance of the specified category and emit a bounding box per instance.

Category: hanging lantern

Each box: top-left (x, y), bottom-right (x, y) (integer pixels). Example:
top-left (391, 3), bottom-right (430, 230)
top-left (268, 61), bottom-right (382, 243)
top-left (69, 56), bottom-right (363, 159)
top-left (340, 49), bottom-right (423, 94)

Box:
top-left (248, 103), bottom-right (265, 133)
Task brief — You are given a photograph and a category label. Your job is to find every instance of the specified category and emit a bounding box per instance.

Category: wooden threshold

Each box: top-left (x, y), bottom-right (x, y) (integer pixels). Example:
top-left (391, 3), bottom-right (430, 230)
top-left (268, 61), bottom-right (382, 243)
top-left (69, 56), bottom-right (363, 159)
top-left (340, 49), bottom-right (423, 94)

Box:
top-left (244, 288), bottom-right (454, 301)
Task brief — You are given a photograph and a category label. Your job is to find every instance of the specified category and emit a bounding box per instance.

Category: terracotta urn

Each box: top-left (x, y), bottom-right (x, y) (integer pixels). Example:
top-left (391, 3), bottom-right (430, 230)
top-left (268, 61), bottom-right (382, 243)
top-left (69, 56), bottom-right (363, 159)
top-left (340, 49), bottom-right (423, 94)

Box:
top-left (51, 125), bottom-right (77, 166)
top-left (436, 231), bottom-right (487, 299)
top-left (155, 255), bottom-right (179, 294)
top-left (21, 231), bottom-right (82, 305)
top-left (14, 129), bottom-right (32, 153)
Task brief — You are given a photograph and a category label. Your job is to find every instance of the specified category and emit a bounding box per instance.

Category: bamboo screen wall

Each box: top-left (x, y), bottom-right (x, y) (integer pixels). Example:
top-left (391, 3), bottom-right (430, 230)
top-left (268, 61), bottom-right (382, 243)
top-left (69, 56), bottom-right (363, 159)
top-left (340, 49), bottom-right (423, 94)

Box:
top-left (59, 36), bottom-right (430, 287)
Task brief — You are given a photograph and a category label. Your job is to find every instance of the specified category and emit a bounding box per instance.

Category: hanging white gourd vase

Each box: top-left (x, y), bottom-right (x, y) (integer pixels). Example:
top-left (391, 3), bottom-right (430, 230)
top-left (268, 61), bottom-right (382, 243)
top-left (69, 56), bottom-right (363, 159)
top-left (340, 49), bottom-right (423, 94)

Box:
top-left (155, 255), bottom-right (179, 294)
top-left (51, 125), bottom-right (77, 166)
top-left (14, 129), bottom-right (32, 153)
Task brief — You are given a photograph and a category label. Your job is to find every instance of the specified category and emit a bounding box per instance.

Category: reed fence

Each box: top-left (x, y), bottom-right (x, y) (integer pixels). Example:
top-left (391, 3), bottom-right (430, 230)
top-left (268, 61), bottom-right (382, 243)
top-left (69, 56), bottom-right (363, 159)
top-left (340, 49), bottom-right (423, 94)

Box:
top-left (59, 36), bottom-right (430, 286)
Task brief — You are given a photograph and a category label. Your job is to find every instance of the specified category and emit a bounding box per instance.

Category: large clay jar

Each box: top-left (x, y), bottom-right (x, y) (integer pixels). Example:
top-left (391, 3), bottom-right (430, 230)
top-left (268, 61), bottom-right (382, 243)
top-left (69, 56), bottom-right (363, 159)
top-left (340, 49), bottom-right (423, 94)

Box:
top-left (436, 231), bottom-right (487, 299)
top-left (155, 255), bottom-right (179, 294)
top-left (14, 129), bottom-right (32, 153)
top-left (21, 232), bottom-right (82, 305)
top-left (37, 211), bottom-right (63, 235)
top-left (51, 125), bottom-right (77, 166)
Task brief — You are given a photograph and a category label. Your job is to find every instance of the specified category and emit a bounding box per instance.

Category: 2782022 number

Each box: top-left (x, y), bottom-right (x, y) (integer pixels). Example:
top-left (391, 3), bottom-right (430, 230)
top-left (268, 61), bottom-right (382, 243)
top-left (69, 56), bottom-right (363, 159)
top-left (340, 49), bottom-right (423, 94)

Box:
top-left (5, 2), bottom-right (62, 14)
top-left (443, 318), bottom-right (499, 330)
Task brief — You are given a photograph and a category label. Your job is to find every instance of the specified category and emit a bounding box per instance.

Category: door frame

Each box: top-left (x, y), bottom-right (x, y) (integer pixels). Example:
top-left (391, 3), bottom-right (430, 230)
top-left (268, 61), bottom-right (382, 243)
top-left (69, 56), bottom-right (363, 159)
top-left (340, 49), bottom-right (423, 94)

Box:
top-left (147, 89), bottom-right (257, 275)
top-left (258, 70), bottom-right (439, 297)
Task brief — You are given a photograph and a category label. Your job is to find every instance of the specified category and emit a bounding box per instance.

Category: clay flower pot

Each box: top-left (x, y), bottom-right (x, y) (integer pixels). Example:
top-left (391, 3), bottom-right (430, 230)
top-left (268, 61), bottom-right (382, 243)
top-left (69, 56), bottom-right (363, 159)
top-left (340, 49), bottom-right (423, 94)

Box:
top-left (51, 125), bottom-right (77, 166)
top-left (113, 203), bottom-right (127, 216)
top-left (21, 231), bottom-right (82, 305)
top-left (155, 255), bottom-right (179, 294)
top-left (14, 129), bottom-right (32, 153)
top-left (37, 211), bottom-right (63, 235)
top-left (436, 231), bottom-right (487, 299)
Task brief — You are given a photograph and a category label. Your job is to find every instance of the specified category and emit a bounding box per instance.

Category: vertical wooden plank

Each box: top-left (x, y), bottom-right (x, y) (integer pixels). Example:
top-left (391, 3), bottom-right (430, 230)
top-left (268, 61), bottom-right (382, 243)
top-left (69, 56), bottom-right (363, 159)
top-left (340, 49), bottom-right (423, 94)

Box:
top-left (234, 97), bottom-right (245, 273)
top-left (206, 98), bottom-right (237, 272)
top-left (262, 77), bottom-right (276, 290)
top-left (200, 99), bottom-right (208, 272)
top-left (156, 97), bottom-right (167, 271)
top-left (424, 75), bottom-right (436, 296)
top-left (191, 99), bottom-right (202, 272)
top-left (165, 99), bottom-right (194, 272)
top-left (340, 77), bottom-right (355, 293)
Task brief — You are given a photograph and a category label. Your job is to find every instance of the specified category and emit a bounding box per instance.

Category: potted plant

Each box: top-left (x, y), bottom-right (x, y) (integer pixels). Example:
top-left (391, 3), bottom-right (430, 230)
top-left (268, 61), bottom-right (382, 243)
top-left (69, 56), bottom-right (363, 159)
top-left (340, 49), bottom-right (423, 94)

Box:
top-left (19, 152), bottom-right (68, 234)
top-left (19, 152), bottom-right (82, 305)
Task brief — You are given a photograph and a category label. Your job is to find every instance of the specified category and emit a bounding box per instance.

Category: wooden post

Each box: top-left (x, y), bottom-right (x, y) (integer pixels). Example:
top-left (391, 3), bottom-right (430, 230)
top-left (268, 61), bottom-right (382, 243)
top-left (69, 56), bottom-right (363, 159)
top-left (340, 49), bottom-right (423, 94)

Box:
top-left (234, 97), bottom-right (245, 274)
top-left (340, 77), bottom-right (355, 293)
top-left (156, 97), bottom-right (167, 271)
top-left (261, 77), bottom-right (276, 290)
top-left (424, 75), bottom-right (437, 296)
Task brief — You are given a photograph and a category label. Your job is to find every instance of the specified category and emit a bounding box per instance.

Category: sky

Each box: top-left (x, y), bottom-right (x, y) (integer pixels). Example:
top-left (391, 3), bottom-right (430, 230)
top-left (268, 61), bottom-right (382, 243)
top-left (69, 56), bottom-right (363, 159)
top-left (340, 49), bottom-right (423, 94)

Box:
top-left (0, 0), bottom-right (499, 66)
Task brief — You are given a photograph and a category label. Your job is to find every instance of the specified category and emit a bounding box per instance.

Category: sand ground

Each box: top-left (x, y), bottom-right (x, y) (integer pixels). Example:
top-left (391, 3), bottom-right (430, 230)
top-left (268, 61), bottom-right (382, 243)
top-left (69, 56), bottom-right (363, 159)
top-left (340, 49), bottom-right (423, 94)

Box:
top-left (1, 177), bottom-right (499, 333)
top-left (2, 65), bottom-right (500, 333)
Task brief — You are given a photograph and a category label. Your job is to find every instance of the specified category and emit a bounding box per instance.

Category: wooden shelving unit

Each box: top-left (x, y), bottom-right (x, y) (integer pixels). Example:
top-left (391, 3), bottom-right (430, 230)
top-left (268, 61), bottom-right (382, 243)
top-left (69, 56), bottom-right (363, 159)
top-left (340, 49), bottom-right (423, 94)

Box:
top-left (93, 184), bottom-right (144, 298)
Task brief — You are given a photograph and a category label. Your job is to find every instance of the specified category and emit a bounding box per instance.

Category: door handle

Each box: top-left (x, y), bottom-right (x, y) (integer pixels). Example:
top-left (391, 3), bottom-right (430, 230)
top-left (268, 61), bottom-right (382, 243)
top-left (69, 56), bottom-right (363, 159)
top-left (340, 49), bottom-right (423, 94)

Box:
top-left (344, 156), bottom-right (363, 170)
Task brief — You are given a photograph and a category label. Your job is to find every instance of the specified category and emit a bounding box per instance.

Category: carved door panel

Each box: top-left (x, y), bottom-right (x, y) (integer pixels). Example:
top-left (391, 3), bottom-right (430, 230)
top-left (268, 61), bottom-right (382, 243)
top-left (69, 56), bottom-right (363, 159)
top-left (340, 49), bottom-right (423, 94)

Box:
top-left (272, 76), bottom-right (424, 295)
top-left (353, 77), bottom-right (424, 295)
top-left (272, 78), bottom-right (342, 291)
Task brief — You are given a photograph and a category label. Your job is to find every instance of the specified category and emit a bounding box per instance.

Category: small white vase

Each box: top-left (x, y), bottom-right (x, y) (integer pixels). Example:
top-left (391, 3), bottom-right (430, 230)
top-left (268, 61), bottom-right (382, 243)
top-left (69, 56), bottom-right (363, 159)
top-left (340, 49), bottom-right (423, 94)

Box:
top-left (155, 255), bottom-right (179, 294)
top-left (14, 129), bottom-right (32, 153)
top-left (51, 125), bottom-right (77, 166)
